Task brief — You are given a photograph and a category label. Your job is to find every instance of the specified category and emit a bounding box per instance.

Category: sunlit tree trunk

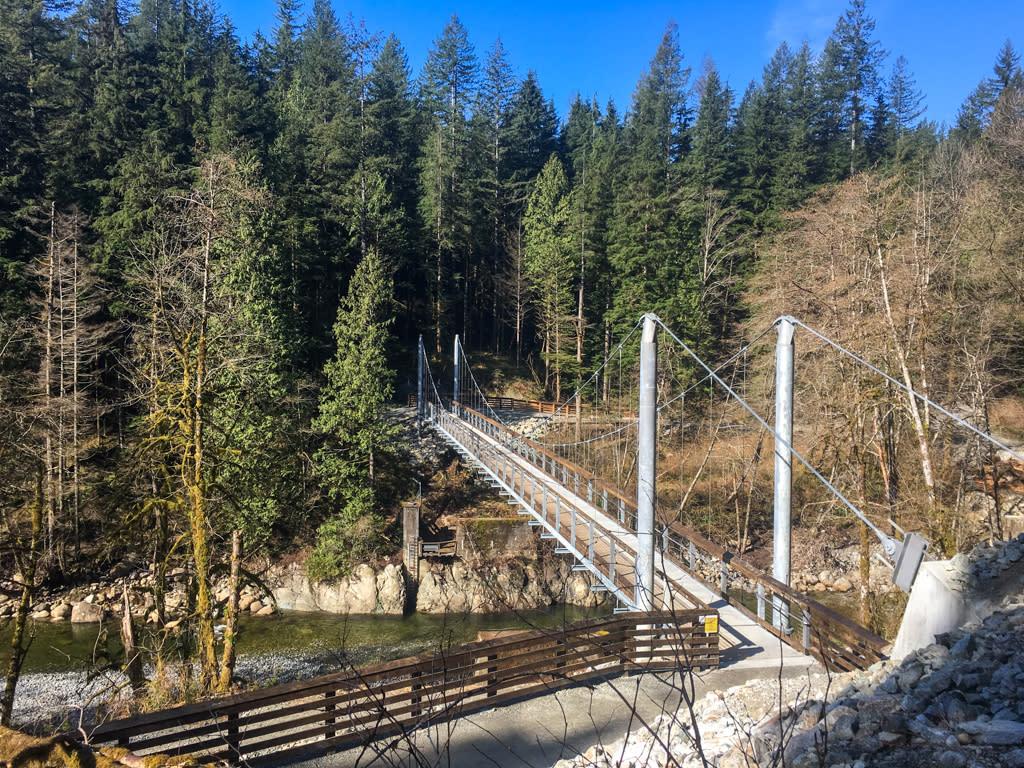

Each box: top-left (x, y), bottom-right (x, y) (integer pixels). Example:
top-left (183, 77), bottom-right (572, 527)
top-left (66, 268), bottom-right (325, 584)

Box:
top-left (1, 469), bottom-right (42, 726)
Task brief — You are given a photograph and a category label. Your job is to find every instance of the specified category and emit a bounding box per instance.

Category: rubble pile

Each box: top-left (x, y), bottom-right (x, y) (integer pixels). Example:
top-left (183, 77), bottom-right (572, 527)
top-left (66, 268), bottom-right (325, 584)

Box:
top-left (555, 534), bottom-right (1024, 768)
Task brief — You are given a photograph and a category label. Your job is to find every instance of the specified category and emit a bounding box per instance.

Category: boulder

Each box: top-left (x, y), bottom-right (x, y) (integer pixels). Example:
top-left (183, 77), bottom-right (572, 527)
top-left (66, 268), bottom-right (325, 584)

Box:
top-left (70, 601), bottom-right (103, 623)
top-left (961, 718), bottom-right (1024, 745)
top-left (271, 562), bottom-right (404, 615)
top-left (376, 563), bottom-right (406, 614)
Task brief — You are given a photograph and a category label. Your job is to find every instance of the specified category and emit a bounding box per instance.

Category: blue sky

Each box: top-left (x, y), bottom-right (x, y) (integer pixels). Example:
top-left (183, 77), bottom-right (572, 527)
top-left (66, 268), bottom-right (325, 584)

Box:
top-left (216, 0), bottom-right (1022, 128)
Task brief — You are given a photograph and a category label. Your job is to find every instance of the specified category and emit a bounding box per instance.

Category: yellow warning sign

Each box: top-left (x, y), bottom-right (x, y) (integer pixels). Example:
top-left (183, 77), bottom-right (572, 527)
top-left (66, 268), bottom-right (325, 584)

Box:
top-left (703, 615), bottom-right (719, 634)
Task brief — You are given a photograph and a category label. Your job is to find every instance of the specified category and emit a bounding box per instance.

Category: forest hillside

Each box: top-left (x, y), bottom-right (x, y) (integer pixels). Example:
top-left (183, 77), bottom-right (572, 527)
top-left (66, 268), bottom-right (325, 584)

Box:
top-left (1, 0), bottom-right (1023, 703)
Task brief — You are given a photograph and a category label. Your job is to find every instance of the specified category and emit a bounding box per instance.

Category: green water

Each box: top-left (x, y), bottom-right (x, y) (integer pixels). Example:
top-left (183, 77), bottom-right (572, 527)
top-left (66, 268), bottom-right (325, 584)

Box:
top-left (0, 604), bottom-right (607, 674)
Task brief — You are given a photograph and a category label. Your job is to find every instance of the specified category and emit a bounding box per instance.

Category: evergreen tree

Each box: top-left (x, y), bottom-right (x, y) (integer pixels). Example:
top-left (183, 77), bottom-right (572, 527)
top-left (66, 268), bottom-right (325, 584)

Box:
top-left (607, 22), bottom-right (691, 336)
top-left (864, 89), bottom-right (893, 167)
top-left (569, 100), bottom-right (623, 371)
top-left (417, 14), bottom-right (478, 351)
top-left (524, 155), bottom-right (575, 399)
top-left (989, 39), bottom-right (1024, 93)
top-left (686, 60), bottom-right (740, 350)
top-left (209, 19), bottom-right (262, 153)
top-left (888, 55), bottom-right (925, 142)
top-left (561, 95), bottom-right (601, 182)
top-left (365, 34), bottom-right (421, 341)
top-left (775, 40), bottom-right (816, 206)
top-left (0, 0), bottom-right (63, 311)
top-left (955, 40), bottom-right (1023, 141)
top-left (310, 247), bottom-right (397, 578)
top-left (470, 38), bottom-right (518, 350)
top-left (688, 60), bottom-right (733, 193)
top-left (816, 0), bottom-right (887, 177)
top-left (504, 72), bottom-right (559, 194)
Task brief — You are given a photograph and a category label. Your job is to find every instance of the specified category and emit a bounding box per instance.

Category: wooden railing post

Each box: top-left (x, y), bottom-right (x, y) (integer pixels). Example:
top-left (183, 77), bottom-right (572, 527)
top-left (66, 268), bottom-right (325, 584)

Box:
top-left (410, 670), bottom-right (422, 717)
top-left (324, 690), bottom-right (336, 739)
top-left (486, 652), bottom-right (498, 697)
top-left (227, 712), bottom-right (240, 764)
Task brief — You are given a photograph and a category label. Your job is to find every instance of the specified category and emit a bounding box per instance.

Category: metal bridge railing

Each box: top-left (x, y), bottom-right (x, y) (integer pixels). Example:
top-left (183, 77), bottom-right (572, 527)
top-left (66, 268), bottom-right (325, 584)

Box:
top-left (429, 402), bottom-right (651, 608)
top-left (660, 522), bottom-right (890, 671)
top-left (429, 402), bottom-right (890, 672)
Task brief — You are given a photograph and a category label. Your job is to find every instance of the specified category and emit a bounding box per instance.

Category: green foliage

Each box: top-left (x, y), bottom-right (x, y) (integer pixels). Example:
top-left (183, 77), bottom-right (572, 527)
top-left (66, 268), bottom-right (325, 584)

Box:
top-left (524, 155), bottom-right (576, 397)
top-left (815, 0), bottom-right (887, 178)
top-left (305, 493), bottom-right (385, 582)
top-left (1, 0), bottom-right (1022, 583)
top-left (606, 22), bottom-right (693, 339)
top-left (311, 247), bottom-right (398, 564)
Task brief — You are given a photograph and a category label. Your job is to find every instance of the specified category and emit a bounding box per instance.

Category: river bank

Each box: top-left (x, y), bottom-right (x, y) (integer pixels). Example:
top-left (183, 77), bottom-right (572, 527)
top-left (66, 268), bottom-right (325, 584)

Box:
top-left (5, 603), bottom-right (604, 732)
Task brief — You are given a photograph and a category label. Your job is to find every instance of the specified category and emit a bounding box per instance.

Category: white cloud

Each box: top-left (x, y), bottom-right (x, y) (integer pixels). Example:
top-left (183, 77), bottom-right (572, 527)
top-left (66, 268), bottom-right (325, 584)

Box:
top-left (766, 0), bottom-right (843, 56)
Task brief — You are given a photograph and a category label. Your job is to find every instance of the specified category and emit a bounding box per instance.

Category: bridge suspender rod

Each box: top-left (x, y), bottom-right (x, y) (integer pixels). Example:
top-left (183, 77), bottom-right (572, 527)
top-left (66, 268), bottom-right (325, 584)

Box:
top-left (636, 314), bottom-right (657, 612)
top-left (417, 335), bottom-right (424, 438)
top-left (772, 317), bottom-right (795, 630)
top-left (454, 334), bottom-right (460, 406)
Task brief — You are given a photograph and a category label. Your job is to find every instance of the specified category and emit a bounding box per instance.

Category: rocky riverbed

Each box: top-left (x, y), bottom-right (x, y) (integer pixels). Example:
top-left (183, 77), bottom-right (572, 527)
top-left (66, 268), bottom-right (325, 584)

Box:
top-left (0, 560), bottom-right (279, 627)
top-left (10, 650), bottom-right (330, 733)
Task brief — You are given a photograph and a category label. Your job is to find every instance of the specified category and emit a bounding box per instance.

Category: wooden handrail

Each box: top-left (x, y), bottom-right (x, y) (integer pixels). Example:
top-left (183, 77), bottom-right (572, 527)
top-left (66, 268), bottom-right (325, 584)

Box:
top-left (88, 610), bottom-right (717, 765)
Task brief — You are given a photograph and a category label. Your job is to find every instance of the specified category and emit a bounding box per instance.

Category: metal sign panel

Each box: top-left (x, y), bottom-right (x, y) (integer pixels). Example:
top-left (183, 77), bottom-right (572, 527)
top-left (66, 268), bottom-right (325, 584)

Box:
top-left (894, 532), bottom-right (929, 593)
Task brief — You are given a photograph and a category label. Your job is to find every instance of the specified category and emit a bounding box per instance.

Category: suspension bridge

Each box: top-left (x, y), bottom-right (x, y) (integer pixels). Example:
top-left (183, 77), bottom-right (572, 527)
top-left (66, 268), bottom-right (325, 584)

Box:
top-left (417, 314), bottom-right (904, 671)
top-left (87, 311), bottom-right (1024, 765)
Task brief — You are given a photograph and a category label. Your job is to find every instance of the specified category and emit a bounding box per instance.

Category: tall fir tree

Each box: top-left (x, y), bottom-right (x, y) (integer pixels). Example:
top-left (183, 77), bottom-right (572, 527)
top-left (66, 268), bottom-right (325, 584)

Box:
top-left (688, 60), bottom-right (734, 193)
top-left (417, 14), bottom-right (478, 351)
top-left (0, 0), bottom-right (63, 311)
top-left (310, 247), bottom-right (397, 578)
top-left (816, 0), bottom-right (887, 177)
top-left (471, 39), bottom-right (518, 349)
top-left (607, 22), bottom-right (692, 337)
top-left (524, 155), bottom-right (575, 399)
top-left (365, 34), bottom-right (421, 340)
top-left (955, 40), bottom-right (1023, 141)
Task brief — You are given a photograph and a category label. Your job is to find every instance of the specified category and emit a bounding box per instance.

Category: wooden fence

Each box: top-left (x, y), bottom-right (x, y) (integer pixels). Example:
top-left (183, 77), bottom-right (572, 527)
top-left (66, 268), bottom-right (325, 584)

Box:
top-left (89, 610), bottom-right (718, 766)
top-left (406, 393), bottom-right (587, 414)
top-left (661, 522), bottom-right (890, 672)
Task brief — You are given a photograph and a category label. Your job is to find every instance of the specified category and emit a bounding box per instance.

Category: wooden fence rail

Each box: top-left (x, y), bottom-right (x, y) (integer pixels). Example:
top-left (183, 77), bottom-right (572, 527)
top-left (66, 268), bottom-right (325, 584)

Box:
top-left (406, 393), bottom-right (588, 414)
top-left (89, 610), bottom-right (717, 766)
top-left (660, 522), bottom-right (890, 671)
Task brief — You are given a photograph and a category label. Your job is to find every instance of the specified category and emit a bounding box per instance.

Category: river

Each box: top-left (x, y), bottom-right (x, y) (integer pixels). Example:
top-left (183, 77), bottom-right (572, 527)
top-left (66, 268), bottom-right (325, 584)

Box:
top-left (0, 603), bottom-right (608, 675)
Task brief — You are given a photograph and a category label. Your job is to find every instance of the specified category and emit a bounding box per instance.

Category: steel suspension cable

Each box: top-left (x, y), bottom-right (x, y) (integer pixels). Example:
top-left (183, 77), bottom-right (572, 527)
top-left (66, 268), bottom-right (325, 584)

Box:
top-left (786, 316), bottom-right (1024, 463)
top-left (652, 315), bottom-right (892, 544)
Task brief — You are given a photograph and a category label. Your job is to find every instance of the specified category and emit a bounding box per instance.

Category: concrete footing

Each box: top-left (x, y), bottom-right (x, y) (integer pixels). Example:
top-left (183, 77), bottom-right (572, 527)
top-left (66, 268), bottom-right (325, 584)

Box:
top-left (891, 560), bottom-right (980, 661)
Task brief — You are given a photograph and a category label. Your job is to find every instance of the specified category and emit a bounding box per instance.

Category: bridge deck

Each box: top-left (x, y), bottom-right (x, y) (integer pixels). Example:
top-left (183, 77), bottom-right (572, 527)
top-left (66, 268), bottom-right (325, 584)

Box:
top-left (432, 405), bottom-right (813, 671)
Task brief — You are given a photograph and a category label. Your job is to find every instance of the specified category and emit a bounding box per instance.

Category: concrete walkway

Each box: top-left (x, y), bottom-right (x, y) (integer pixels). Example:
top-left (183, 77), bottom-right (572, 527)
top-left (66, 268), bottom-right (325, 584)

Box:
top-left (305, 649), bottom-right (822, 768)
